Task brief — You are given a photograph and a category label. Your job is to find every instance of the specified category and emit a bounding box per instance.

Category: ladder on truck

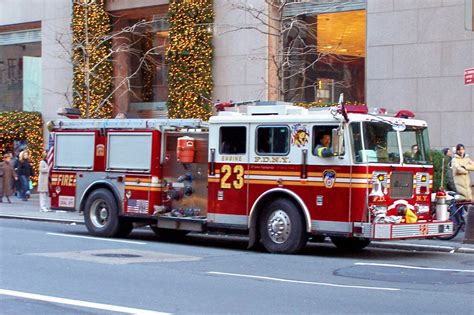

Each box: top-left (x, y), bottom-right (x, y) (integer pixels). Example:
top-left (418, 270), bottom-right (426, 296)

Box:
top-left (50, 118), bottom-right (208, 131)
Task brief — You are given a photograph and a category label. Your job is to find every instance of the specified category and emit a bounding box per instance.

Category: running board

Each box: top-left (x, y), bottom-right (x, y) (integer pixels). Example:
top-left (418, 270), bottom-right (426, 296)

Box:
top-left (155, 215), bottom-right (207, 232)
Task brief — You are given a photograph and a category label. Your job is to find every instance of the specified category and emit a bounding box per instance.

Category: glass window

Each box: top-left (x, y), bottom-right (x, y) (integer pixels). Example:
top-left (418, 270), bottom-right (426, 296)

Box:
top-left (399, 126), bottom-right (431, 164)
top-left (361, 122), bottom-right (399, 164)
top-left (220, 127), bottom-right (246, 154)
top-left (256, 126), bottom-right (289, 155)
top-left (0, 41), bottom-right (41, 111)
top-left (351, 122), bottom-right (431, 164)
top-left (283, 10), bottom-right (365, 104)
top-left (111, 17), bottom-right (169, 117)
top-left (313, 125), bottom-right (343, 156)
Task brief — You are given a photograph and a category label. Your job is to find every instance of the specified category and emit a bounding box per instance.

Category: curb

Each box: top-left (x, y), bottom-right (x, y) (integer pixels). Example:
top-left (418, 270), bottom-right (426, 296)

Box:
top-left (0, 214), bottom-right (83, 225)
top-left (1, 214), bottom-right (473, 254)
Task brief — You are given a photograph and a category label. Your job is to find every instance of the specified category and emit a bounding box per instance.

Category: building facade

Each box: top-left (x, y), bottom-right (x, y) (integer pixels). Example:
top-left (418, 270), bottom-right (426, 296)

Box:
top-left (0, 0), bottom-right (473, 156)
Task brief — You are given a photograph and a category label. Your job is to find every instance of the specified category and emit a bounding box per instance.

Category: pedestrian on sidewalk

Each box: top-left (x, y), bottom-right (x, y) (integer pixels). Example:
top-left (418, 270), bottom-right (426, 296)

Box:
top-left (452, 144), bottom-right (474, 201)
top-left (38, 150), bottom-right (50, 212)
top-left (0, 153), bottom-right (17, 203)
top-left (442, 147), bottom-right (457, 192)
top-left (16, 150), bottom-right (33, 201)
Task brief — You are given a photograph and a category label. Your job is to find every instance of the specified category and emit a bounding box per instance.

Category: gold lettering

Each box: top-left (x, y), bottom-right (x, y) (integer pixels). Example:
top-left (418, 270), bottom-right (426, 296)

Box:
top-left (254, 157), bottom-right (261, 162)
top-left (416, 195), bottom-right (428, 202)
top-left (272, 157), bottom-right (279, 163)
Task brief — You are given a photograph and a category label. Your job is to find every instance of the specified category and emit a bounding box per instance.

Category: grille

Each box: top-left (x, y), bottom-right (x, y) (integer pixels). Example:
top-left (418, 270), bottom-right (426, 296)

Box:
top-left (390, 171), bottom-right (413, 199)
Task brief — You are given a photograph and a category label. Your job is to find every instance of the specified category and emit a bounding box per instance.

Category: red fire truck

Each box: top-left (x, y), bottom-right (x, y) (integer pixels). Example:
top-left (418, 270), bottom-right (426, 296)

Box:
top-left (47, 102), bottom-right (453, 254)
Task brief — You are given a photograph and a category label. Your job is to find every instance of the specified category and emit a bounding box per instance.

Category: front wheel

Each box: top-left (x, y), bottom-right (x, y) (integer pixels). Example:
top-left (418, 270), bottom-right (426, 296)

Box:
top-left (84, 189), bottom-right (127, 237)
top-left (259, 198), bottom-right (307, 254)
top-left (330, 236), bottom-right (371, 251)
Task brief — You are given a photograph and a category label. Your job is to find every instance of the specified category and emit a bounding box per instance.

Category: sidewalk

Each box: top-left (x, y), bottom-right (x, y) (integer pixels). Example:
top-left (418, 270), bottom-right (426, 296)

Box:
top-left (1, 194), bottom-right (473, 254)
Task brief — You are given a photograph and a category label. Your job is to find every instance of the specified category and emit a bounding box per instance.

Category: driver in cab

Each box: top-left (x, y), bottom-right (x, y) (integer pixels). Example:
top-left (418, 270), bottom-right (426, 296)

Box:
top-left (314, 134), bottom-right (334, 157)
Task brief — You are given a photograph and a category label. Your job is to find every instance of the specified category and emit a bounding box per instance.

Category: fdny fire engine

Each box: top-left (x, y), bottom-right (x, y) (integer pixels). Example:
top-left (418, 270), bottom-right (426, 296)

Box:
top-left (47, 101), bottom-right (453, 254)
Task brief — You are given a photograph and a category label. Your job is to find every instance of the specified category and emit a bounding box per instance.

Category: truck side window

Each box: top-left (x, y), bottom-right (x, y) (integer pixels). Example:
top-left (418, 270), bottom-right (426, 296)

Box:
top-left (256, 126), bottom-right (289, 155)
top-left (220, 126), bottom-right (246, 154)
top-left (312, 125), bottom-right (343, 157)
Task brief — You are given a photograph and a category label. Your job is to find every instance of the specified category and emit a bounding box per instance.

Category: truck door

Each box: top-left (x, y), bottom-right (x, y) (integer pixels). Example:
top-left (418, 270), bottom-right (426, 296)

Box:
top-left (208, 124), bottom-right (249, 226)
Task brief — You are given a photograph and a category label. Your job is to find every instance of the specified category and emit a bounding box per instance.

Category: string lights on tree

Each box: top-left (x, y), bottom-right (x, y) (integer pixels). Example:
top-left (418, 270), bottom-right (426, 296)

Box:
top-left (0, 111), bottom-right (43, 185)
top-left (72, 0), bottom-right (113, 118)
top-left (167, 0), bottom-right (214, 120)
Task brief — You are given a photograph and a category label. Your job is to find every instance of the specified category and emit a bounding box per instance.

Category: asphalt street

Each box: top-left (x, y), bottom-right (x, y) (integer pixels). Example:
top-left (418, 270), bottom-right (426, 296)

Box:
top-left (1, 219), bottom-right (473, 314)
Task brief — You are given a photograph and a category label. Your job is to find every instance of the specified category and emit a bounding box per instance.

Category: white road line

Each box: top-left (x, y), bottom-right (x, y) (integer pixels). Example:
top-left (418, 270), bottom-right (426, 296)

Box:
top-left (207, 271), bottom-right (400, 291)
top-left (0, 289), bottom-right (169, 315)
top-left (46, 232), bottom-right (146, 245)
top-left (354, 262), bottom-right (474, 273)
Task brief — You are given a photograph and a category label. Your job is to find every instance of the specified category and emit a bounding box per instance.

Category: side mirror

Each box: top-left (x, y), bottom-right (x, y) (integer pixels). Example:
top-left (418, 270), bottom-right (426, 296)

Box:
top-left (332, 127), bottom-right (344, 156)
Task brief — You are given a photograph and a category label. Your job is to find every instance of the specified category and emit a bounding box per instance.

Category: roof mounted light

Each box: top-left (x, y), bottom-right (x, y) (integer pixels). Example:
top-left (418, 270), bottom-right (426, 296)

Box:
top-left (57, 107), bottom-right (82, 119)
top-left (394, 110), bottom-right (415, 119)
top-left (345, 105), bottom-right (368, 114)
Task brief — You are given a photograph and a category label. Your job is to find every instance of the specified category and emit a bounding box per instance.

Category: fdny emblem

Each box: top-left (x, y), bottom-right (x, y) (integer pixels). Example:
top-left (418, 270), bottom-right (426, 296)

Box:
top-left (323, 170), bottom-right (336, 188)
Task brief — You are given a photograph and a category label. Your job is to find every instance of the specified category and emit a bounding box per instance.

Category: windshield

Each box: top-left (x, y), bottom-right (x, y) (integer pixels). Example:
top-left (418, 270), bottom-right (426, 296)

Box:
top-left (351, 122), bottom-right (431, 164)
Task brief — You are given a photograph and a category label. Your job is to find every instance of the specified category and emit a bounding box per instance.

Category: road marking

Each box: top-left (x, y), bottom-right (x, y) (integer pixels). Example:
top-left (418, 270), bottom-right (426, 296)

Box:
top-left (207, 271), bottom-right (400, 291)
top-left (47, 232), bottom-right (146, 245)
top-left (0, 289), bottom-right (169, 315)
top-left (354, 262), bottom-right (474, 273)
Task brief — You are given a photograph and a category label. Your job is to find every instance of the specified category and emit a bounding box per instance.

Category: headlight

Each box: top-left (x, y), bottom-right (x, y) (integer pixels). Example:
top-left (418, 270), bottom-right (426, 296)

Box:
top-left (416, 204), bottom-right (430, 213)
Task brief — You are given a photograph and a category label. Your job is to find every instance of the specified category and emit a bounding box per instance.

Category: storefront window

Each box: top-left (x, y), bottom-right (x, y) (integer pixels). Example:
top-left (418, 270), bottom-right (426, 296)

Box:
top-left (0, 38), bottom-right (41, 111)
top-left (283, 8), bottom-right (365, 104)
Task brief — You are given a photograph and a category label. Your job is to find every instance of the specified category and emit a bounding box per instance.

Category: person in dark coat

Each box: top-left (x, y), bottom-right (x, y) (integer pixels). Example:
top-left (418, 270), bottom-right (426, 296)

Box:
top-left (16, 151), bottom-right (33, 201)
top-left (1, 153), bottom-right (17, 203)
top-left (442, 148), bottom-right (456, 192)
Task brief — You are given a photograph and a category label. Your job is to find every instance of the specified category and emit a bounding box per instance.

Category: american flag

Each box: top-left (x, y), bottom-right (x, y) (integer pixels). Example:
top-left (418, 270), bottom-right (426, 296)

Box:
top-left (47, 133), bottom-right (54, 196)
top-left (127, 199), bottom-right (149, 214)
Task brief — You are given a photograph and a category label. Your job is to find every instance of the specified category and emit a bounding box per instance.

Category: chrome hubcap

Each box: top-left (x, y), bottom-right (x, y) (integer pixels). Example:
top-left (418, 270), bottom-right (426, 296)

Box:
top-left (267, 210), bottom-right (291, 244)
top-left (90, 200), bottom-right (109, 228)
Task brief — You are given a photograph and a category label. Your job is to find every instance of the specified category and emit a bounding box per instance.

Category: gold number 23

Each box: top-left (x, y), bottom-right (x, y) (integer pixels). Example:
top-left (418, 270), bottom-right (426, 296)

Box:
top-left (220, 165), bottom-right (245, 189)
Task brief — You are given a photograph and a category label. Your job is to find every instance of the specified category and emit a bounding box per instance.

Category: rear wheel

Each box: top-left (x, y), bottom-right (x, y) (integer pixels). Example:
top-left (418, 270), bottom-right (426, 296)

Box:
top-left (259, 198), bottom-right (307, 254)
top-left (330, 236), bottom-right (371, 251)
top-left (84, 189), bottom-right (131, 237)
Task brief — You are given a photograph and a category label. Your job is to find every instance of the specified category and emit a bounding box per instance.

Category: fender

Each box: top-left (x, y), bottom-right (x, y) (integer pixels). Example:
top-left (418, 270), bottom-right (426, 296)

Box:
top-left (249, 188), bottom-right (312, 232)
top-left (79, 180), bottom-right (123, 214)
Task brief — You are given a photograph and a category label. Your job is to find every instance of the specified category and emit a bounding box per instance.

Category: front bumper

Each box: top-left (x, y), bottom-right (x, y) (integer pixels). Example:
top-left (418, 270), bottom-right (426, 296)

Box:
top-left (355, 221), bottom-right (453, 240)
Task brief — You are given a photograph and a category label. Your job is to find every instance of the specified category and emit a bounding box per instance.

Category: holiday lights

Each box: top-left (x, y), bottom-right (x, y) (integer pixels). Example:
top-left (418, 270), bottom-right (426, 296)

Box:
top-left (167, 0), bottom-right (214, 120)
top-left (0, 111), bottom-right (44, 185)
top-left (72, 0), bottom-right (113, 118)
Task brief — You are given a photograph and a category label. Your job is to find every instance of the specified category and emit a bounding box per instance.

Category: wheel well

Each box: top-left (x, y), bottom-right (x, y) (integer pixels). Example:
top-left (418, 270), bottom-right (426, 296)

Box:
top-left (248, 190), bottom-right (310, 248)
top-left (80, 183), bottom-right (122, 214)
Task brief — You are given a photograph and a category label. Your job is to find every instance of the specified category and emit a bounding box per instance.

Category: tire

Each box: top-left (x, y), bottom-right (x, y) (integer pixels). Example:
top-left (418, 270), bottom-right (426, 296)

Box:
top-left (150, 226), bottom-right (188, 240)
top-left (117, 220), bottom-right (134, 237)
top-left (330, 236), bottom-right (371, 251)
top-left (259, 198), bottom-right (307, 254)
top-left (84, 188), bottom-right (123, 237)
